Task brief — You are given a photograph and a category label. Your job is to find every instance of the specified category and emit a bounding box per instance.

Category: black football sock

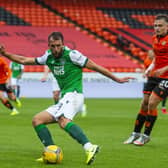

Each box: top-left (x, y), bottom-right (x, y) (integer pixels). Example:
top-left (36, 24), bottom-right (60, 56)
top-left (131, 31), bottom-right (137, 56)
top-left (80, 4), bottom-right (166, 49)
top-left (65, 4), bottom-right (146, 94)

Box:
top-left (134, 113), bottom-right (146, 133)
top-left (17, 85), bottom-right (20, 98)
top-left (144, 115), bottom-right (157, 136)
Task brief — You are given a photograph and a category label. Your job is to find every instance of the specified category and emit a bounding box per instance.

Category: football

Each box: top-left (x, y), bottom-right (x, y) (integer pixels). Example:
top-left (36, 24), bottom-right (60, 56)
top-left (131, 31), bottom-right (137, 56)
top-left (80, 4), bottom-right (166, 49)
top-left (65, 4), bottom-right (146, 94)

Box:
top-left (42, 145), bottom-right (63, 164)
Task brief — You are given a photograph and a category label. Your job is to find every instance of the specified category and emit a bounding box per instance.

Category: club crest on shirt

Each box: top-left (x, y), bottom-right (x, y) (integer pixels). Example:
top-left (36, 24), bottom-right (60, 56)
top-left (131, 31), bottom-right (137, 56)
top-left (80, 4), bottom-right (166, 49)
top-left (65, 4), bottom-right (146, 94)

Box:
top-left (51, 60), bottom-right (55, 64)
top-left (161, 41), bottom-right (166, 45)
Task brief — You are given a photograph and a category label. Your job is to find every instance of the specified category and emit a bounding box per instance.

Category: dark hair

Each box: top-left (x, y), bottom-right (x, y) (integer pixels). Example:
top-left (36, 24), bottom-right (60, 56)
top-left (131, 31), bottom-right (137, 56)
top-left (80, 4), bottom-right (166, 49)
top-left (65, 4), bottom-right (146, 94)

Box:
top-left (48, 32), bottom-right (64, 42)
top-left (155, 14), bottom-right (168, 23)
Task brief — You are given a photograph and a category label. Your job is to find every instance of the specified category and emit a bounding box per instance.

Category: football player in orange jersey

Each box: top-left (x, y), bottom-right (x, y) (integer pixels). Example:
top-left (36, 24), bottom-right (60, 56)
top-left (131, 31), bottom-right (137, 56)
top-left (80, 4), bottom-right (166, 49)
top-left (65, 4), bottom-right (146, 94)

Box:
top-left (0, 56), bottom-right (21, 115)
top-left (124, 14), bottom-right (168, 145)
top-left (144, 50), bottom-right (168, 114)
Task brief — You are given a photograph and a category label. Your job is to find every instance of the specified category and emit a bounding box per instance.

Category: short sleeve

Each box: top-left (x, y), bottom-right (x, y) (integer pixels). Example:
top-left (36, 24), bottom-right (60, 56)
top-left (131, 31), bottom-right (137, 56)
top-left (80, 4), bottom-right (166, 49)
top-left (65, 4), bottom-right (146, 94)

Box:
top-left (9, 62), bottom-right (12, 68)
top-left (69, 50), bottom-right (88, 67)
top-left (21, 65), bottom-right (24, 70)
top-left (35, 50), bottom-right (49, 65)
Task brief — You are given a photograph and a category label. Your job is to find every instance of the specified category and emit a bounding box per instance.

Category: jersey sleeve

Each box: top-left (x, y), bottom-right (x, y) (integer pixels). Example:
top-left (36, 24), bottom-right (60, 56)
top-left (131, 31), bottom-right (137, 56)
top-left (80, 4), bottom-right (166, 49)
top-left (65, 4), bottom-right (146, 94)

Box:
top-left (21, 64), bottom-right (24, 70)
top-left (9, 62), bottom-right (12, 68)
top-left (69, 50), bottom-right (88, 67)
top-left (35, 50), bottom-right (49, 65)
top-left (5, 62), bottom-right (11, 79)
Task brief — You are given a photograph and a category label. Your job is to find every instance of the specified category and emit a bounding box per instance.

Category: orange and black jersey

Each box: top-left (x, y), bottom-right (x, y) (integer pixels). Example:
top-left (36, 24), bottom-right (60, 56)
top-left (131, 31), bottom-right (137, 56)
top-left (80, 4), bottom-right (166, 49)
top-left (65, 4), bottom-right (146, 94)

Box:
top-left (0, 57), bottom-right (11, 84)
top-left (152, 34), bottom-right (168, 78)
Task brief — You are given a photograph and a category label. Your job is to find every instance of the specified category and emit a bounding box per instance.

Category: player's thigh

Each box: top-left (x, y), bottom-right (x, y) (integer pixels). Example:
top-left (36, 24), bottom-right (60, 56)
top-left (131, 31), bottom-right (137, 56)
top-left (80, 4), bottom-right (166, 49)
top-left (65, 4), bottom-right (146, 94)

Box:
top-left (0, 91), bottom-right (5, 99)
top-left (0, 84), bottom-right (7, 99)
top-left (143, 77), bottom-right (160, 94)
top-left (33, 111), bottom-right (55, 124)
top-left (148, 92), bottom-right (162, 110)
top-left (46, 92), bottom-right (84, 120)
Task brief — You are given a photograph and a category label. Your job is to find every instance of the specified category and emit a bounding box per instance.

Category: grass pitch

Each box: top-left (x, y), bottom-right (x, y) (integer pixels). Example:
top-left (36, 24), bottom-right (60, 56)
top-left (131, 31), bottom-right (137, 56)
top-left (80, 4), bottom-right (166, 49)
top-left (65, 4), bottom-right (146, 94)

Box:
top-left (0, 98), bottom-right (168, 168)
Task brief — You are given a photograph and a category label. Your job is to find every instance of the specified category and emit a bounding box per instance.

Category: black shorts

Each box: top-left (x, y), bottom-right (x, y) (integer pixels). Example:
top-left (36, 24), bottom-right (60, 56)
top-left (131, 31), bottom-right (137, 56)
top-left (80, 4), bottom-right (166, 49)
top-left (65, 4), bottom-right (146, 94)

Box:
top-left (143, 77), bottom-right (168, 99)
top-left (0, 83), bottom-right (13, 93)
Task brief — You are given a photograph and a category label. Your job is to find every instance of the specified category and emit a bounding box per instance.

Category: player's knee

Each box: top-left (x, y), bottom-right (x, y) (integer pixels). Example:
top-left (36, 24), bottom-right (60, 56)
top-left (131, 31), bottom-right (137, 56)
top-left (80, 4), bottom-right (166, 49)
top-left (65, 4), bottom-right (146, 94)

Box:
top-left (148, 100), bottom-right (157, 110)
top-left (8, 93), bottom-right (16, 100)
top-left (58, 116), bottom-right (70, 129)
top-left (32, 115), bottom-right (43, 127)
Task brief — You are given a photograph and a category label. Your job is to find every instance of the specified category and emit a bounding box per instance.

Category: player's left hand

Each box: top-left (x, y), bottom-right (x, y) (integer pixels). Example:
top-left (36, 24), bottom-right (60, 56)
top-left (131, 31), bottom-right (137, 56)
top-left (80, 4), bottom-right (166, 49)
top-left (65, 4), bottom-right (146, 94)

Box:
top-left (117, 77), bottom-right (136, 83)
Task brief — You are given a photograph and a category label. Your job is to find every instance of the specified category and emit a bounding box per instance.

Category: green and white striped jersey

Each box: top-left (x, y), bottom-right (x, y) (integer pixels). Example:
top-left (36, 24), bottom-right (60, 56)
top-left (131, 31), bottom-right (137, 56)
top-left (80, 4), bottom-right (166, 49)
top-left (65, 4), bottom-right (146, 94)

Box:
top-left (10, 62), bottom-right (24, 78)
top-left (36, 46), bottom-right (88, 96)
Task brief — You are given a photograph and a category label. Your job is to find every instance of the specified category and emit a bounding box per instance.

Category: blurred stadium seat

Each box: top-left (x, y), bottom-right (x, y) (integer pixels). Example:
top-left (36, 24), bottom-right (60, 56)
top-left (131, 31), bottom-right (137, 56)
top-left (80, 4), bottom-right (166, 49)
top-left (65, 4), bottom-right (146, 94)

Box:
top-left (0, 0), bottom-right (167, 72)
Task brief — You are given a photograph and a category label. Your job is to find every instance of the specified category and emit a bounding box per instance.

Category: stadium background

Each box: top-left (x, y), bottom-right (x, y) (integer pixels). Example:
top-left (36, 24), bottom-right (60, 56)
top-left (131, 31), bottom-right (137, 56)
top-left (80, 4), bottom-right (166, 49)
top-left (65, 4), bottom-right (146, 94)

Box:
top-left (0, 0), bottom-right (167, 98)
top-left (1, 1), bottom-right (168, 168)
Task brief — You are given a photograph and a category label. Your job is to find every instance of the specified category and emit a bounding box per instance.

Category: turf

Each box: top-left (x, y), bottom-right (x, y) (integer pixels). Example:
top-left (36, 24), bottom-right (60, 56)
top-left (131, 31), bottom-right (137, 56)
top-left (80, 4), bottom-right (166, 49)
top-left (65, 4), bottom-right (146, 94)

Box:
top-left (0, 98), bottom-right (168, 168)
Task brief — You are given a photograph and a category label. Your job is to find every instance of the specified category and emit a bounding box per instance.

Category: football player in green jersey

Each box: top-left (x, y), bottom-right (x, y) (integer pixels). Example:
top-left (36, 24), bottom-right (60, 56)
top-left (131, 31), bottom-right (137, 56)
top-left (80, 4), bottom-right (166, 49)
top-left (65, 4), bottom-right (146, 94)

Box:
top-left (0, 31), bottom-right (134, 165)
top-left (10, 61), bottom-right (24, 98)
top-left (41, 65), bottom-right (88, 117)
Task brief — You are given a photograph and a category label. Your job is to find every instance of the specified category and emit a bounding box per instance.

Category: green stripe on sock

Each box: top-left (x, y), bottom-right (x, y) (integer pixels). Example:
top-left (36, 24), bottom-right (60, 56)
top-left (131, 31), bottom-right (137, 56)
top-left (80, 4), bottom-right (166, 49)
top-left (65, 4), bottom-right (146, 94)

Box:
top-left (64, 122), bottom-right (75, 132)
top-left (35, 124), bottom-right (46, 132)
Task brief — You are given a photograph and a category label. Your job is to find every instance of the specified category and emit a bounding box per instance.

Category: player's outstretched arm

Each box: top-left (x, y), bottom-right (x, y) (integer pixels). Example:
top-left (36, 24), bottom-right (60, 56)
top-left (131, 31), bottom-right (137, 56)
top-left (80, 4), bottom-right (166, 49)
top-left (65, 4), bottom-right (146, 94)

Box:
top-left (0, 44), bottom-right (36, 65)
top-left (85, 59), bottom-right (135, 83)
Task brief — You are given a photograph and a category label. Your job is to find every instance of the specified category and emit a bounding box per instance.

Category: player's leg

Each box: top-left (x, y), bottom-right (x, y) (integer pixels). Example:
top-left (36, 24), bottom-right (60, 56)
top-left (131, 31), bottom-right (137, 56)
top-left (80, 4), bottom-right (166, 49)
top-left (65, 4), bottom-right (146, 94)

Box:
top-left (7, 91), bottom-right (20, 115)
top-left (32, 111), bottom-right (55, 147)
top-left (16, 85), bottom-right (20, 98)
top-left (58, 116), bottom-right (99, 165)
top-left (134, 92), bottom-right (161, 145)
top-left (10, 78), bottom-right (21, 106)
top-left (124, 93), bottom-right (149, 144)
top-left (55, 93), bottom-right (99, 165)
top-left (161, 97), bottom-right (167, 114)
top-left (0, 84), bottom-right (19, 115)
top-left (134, 80), bottom-right (167, 146)
top-left (11, 85), bottom-right (17, 96)
top-left (124, 77), bottom-right (158, 144)
top-left (8, 90), bottom-right (22, 108)
top-left (0, 91), bottom-right (14, 110)
top-left (33, 110), bottom-right (56, 162)
top-left (11, 78), bottom-right (17, 96)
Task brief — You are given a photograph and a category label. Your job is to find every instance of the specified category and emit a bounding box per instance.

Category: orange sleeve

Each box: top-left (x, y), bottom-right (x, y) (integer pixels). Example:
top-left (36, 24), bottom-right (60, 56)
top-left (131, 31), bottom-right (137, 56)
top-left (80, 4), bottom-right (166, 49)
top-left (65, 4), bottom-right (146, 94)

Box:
top-left (144, 57), bottom-right (152, 69)
top-left (6, 65), bottom-right (11, 79)
top-left (0, 58), bottom-right (11, 83)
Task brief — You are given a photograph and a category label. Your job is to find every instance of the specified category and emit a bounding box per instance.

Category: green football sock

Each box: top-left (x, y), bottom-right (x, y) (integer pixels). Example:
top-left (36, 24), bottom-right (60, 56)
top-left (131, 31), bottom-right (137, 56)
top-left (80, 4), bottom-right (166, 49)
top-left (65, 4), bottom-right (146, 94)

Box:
top-left (34, 124), bottom-right (54, 147)
top-left (64, 122), bottom-right (89, 145)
